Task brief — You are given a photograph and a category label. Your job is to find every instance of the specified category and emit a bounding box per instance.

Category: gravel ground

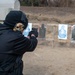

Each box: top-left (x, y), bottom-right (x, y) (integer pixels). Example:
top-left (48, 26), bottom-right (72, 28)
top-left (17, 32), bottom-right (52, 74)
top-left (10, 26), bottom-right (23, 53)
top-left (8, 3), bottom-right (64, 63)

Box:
top-left (23, 45), bottom-right (75, 75)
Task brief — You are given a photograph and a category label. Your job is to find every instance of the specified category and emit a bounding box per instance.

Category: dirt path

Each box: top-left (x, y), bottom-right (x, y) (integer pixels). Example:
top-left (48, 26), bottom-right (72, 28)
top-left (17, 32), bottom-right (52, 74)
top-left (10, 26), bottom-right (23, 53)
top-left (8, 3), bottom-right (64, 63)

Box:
top-left (23, 45), bottom-right (75, 75)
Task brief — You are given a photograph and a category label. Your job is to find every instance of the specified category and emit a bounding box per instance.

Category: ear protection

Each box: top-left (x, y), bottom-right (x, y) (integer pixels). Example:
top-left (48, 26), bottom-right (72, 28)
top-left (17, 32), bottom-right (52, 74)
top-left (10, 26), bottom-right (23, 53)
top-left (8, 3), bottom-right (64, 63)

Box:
top-left (13, 23), bottom-right (24, 32)
top-left (13, 12), bottom-right (28, 32)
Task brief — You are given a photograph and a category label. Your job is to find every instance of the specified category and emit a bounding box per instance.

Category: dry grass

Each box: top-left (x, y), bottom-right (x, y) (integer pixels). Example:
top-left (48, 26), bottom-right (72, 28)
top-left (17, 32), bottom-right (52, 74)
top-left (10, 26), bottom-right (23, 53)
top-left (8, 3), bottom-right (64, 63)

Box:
top-left (21, 6), bottom-right (75, 24)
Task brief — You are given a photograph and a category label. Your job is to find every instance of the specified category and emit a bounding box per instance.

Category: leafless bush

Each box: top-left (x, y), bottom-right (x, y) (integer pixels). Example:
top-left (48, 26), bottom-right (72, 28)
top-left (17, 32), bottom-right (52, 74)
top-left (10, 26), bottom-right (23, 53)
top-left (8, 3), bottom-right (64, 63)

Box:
top-left (47, 0), bottom-right (72, 7)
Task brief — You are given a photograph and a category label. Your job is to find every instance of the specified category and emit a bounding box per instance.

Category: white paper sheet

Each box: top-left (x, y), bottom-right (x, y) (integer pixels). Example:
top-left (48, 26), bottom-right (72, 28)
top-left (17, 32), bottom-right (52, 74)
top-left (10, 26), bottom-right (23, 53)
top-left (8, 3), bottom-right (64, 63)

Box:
top-left (58, 24), bottom-right (68, 40)
top-left (23, 23), bottom-right (32, 37)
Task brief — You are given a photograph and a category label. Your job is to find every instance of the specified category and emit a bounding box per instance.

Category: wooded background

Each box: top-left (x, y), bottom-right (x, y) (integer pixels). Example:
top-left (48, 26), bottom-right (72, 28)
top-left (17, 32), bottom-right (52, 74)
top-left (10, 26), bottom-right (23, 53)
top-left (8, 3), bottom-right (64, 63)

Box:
top-left (19, 0), bottom-right (75, 7)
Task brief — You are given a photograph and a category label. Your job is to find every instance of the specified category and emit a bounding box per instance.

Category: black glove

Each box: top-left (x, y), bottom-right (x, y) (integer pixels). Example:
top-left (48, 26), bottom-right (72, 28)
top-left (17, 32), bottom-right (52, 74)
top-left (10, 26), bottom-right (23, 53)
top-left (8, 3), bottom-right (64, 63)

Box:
top-left (28, 28), bottom-right (38, 38)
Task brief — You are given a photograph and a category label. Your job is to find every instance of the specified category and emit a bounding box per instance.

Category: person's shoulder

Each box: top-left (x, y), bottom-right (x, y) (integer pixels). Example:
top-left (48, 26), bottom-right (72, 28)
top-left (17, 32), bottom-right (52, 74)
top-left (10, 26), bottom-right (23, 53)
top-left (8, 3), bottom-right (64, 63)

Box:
top-left (8, 30), bottom-right (24, 39)
top-left (0, 23), bottom-right (3, 26)
top-left (0, 23), bottom-right (2, 25)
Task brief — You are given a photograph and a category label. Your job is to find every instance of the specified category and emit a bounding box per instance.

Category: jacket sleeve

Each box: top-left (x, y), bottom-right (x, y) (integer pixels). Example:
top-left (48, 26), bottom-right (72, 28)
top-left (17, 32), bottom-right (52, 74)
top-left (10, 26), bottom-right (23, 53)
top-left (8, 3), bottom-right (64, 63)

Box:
top-left (13, 35), bottom-right (38, 55)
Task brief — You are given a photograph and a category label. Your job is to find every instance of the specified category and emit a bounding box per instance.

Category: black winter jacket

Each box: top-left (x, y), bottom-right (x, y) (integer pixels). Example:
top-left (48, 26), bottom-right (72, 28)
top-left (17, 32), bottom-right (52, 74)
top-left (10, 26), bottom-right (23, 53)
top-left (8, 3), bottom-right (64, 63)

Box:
top-left (0, 24), bottom-right (38, 75)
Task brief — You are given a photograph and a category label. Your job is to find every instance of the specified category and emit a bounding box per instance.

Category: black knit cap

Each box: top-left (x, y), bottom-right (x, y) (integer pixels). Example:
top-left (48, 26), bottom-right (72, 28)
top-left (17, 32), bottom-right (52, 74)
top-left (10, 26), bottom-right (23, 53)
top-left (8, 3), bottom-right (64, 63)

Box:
top-left (4, 10), bottom-right (28, 29)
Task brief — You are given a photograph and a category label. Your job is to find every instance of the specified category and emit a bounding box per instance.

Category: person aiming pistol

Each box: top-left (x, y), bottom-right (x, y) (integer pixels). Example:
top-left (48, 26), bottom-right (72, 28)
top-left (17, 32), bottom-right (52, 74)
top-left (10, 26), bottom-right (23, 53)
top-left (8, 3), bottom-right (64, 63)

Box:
top-left (0, 11), bottom-right (38, 75)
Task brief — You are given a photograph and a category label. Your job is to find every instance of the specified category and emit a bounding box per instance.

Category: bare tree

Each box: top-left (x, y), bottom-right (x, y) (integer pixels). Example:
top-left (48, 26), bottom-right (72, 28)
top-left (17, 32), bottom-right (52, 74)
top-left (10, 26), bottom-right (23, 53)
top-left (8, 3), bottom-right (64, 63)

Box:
top-left (20, 0), bottom-right (72, 7)
top-left (46, 0), bottom-right (71, 7)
